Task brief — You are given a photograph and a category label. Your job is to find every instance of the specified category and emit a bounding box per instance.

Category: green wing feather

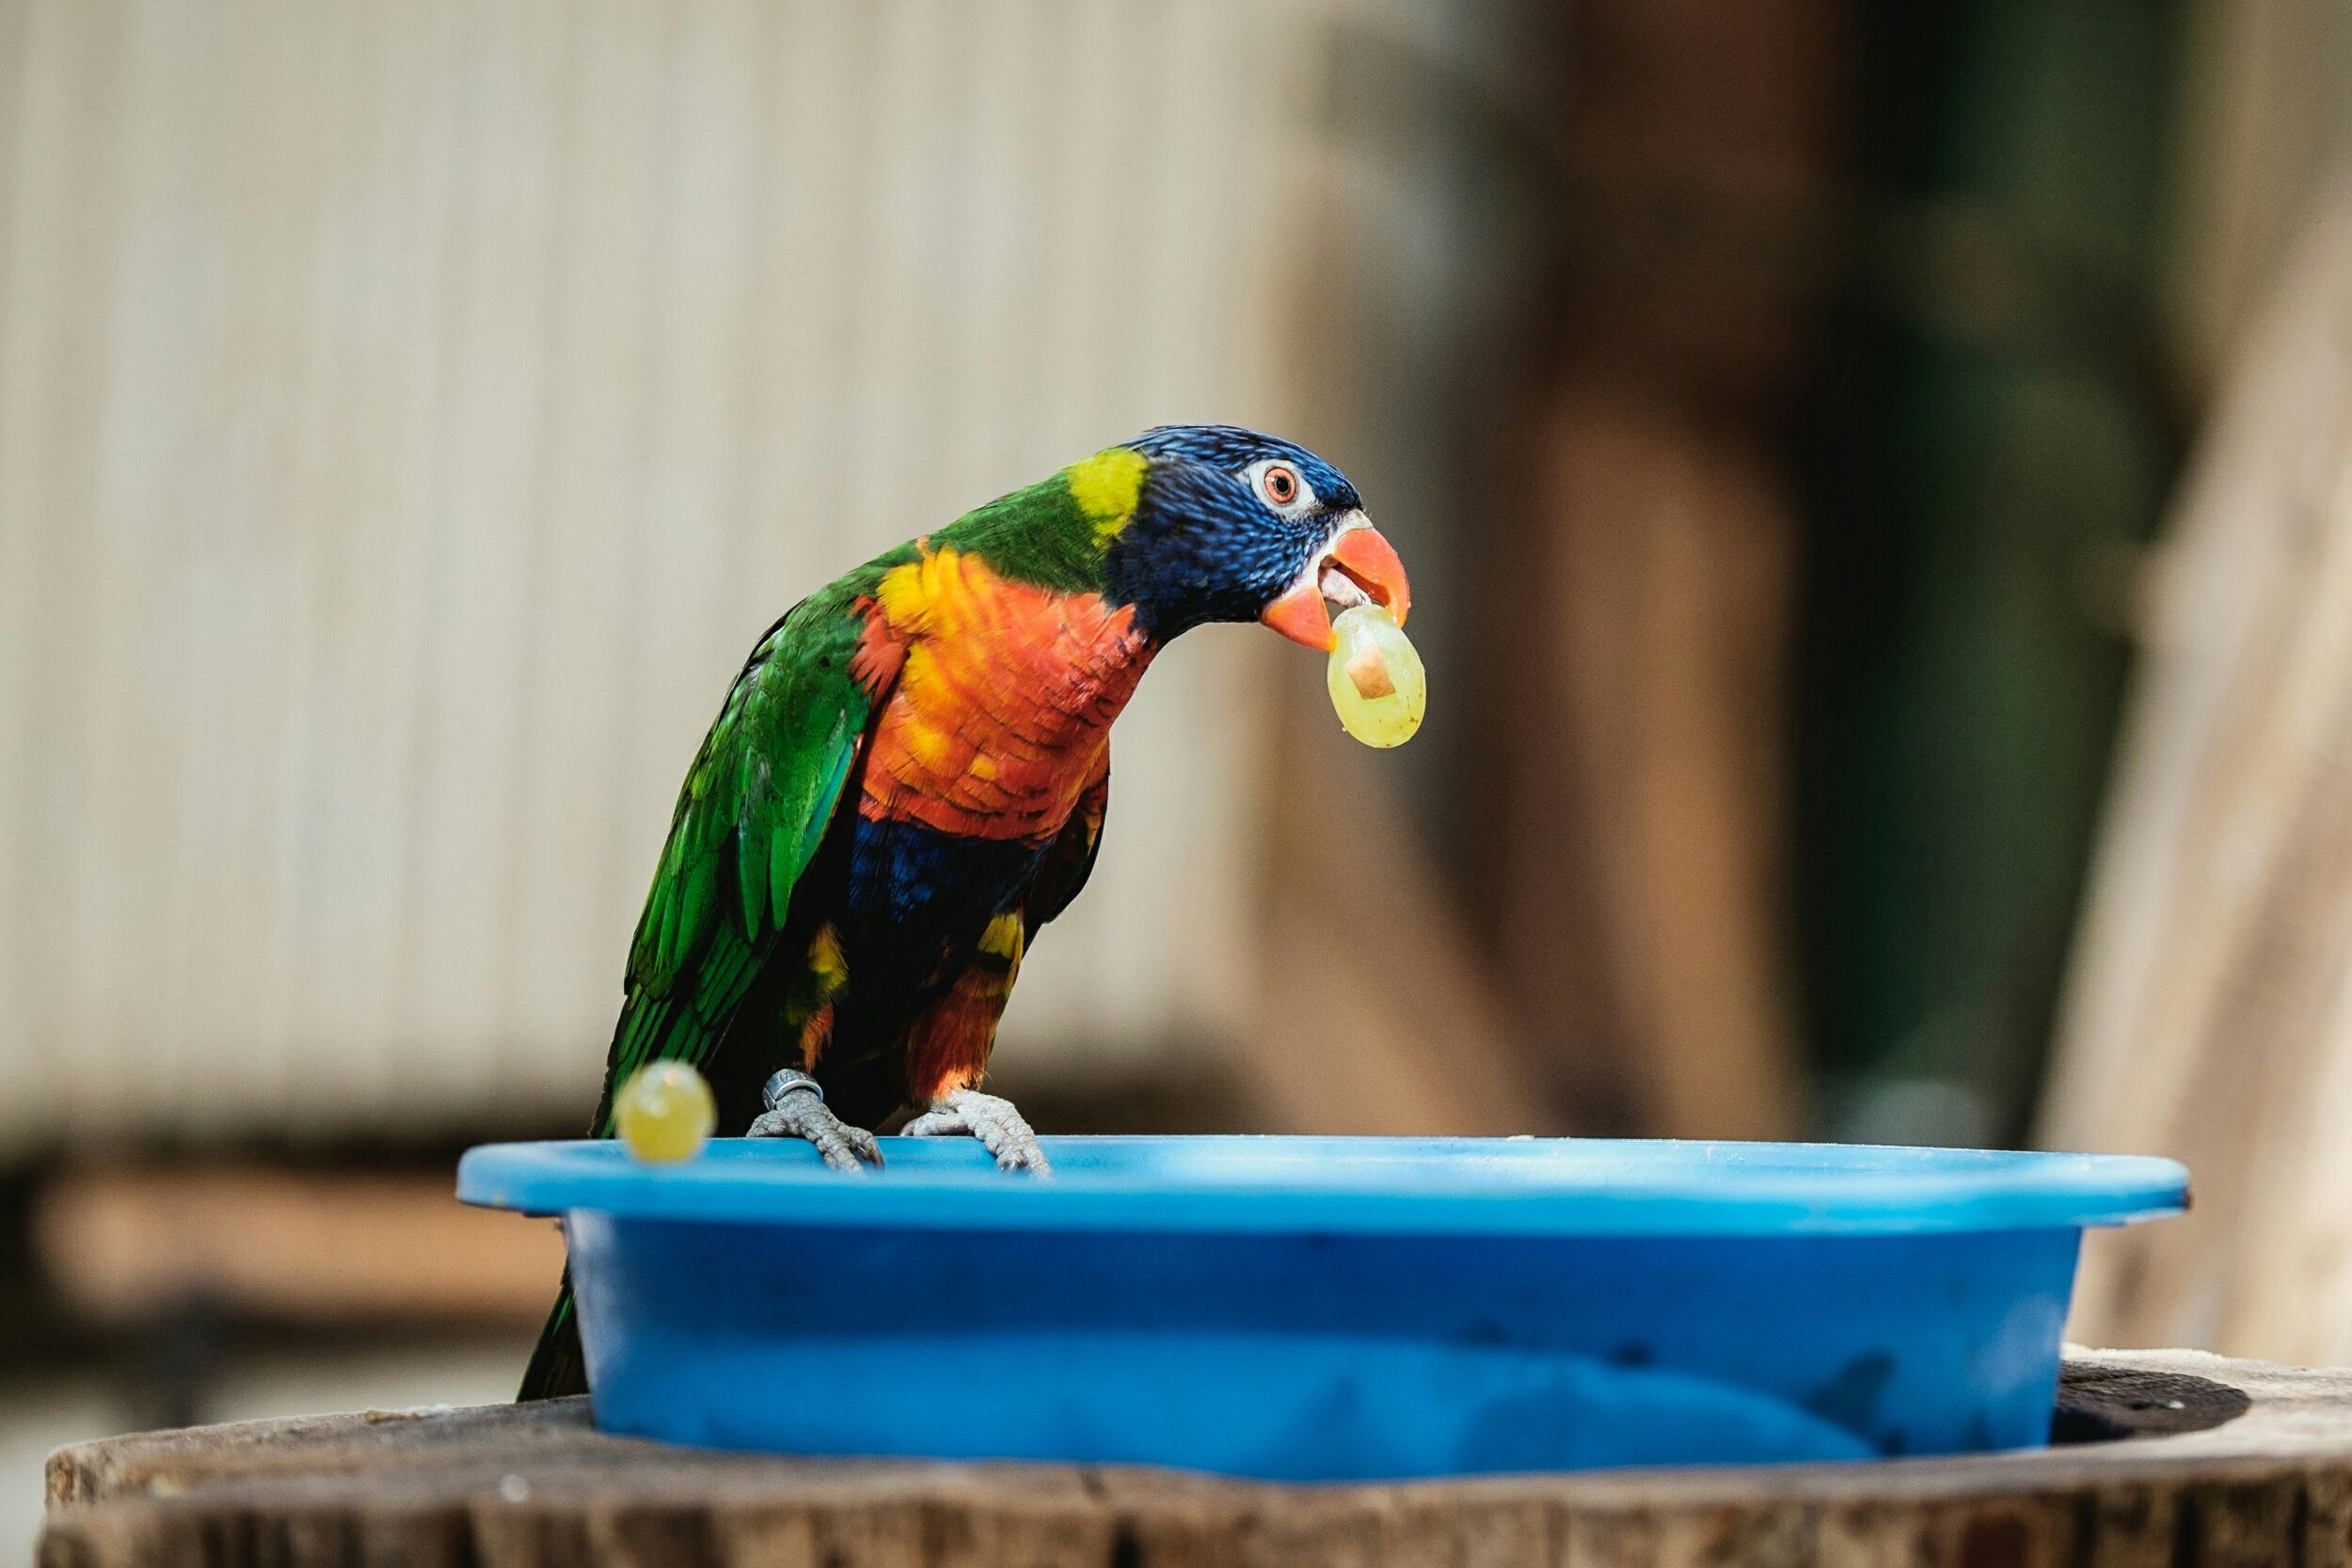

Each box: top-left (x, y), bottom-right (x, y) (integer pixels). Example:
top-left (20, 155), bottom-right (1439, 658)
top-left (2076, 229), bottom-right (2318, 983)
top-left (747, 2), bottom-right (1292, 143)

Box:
top-left (524, 576), bottom-right (893, 1402)
top-left (590, 579), bottom-right (885, 1135)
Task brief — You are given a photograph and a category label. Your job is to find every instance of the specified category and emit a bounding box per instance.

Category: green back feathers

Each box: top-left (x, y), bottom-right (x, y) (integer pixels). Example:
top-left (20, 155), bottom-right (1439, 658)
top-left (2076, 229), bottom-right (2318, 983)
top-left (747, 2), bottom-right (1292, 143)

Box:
top-left (549, 557), bottom-right (903, 1399)
top-left (595, 567), bottom-right (893, 1132)
top-left (931, 448), bottom-right (1146, 593)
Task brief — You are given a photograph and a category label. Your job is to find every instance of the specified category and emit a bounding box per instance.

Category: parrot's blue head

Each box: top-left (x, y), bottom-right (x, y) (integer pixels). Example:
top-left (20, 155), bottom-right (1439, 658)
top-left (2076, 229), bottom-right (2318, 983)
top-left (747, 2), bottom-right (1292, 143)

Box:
top-left (1103, 424), bottom-right (1410, 649)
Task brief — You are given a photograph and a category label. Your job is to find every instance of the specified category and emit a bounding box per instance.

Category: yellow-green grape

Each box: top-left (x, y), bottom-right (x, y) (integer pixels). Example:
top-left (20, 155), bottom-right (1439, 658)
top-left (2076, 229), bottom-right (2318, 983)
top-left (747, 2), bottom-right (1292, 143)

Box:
top-left (615, 1061), bottom-right (716, 1164)
top-left (1326, 603), bottom-right (1426, 748)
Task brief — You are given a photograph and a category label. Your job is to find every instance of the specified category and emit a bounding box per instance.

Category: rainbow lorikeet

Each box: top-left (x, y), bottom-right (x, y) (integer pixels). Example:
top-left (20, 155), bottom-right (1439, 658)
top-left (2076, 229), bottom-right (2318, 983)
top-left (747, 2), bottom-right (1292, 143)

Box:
top-left (518, 425), bottom-right (1410, 1399)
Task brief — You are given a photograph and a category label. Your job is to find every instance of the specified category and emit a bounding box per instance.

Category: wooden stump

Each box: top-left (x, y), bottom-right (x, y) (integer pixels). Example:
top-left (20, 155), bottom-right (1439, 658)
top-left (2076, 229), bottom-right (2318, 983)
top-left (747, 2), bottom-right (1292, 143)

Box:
top-left (39, 1351), bottom-right (2352, 1567)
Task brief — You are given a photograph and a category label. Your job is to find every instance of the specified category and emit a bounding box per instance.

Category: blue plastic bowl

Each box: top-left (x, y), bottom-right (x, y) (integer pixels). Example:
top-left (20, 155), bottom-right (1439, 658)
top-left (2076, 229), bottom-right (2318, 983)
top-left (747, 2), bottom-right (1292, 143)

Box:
top-left (459, 1135), bottom-right (2185, 1480)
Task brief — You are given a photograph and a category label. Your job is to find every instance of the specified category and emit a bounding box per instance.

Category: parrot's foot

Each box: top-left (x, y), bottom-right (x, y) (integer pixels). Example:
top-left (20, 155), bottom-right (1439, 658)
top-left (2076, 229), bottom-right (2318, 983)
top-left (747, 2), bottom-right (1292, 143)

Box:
top-left (747, 1069), bottom-right (881, 1171)
top-left (901, 1089), bottom-right (1051, 1174)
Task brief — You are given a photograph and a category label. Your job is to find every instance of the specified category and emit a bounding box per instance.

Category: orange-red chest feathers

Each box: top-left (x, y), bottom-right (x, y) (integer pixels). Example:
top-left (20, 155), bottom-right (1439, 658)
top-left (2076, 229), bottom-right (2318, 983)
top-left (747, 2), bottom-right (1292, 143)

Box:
top-left (855, 545), bottom-right (1151, 843)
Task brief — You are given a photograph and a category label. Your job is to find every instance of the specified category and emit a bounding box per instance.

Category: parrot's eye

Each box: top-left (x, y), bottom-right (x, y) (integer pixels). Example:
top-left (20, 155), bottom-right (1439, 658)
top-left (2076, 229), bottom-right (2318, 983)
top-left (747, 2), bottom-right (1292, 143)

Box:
top-left (1247, 459), bottom-right (1316, 515)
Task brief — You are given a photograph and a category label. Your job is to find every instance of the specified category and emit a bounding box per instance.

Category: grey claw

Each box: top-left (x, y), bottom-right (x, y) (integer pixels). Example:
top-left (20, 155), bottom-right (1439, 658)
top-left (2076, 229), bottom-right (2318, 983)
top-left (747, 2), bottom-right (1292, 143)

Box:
top-left (902, 1089), bottom-right (1050, 1175)
top-left (747, 1091), bottom-right (882, 1172)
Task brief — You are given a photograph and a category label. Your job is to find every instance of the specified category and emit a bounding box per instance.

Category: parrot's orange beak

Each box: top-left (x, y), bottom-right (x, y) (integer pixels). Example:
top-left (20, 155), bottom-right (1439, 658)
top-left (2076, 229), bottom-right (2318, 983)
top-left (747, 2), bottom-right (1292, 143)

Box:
top-left (1260, 517), bottom-right (1412, 653)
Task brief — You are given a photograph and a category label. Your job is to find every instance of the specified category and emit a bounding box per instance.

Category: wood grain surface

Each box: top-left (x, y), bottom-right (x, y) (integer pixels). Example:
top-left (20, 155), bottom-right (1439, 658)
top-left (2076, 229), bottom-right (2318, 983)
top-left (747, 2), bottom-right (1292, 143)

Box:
top-left (40, 1350), bottom-right (2352, 1567)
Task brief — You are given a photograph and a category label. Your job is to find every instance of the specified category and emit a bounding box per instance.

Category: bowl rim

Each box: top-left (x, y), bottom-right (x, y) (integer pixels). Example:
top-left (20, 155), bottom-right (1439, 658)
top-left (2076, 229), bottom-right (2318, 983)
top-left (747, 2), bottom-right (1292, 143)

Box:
top-left (457, 1134), bottom-right (2189, 1238)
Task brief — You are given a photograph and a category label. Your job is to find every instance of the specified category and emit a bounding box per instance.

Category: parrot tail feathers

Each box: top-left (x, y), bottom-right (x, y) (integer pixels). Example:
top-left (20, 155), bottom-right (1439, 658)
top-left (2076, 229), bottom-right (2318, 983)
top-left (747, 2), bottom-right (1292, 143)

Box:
top-left (518, 1274), bottom-right (589, 1402)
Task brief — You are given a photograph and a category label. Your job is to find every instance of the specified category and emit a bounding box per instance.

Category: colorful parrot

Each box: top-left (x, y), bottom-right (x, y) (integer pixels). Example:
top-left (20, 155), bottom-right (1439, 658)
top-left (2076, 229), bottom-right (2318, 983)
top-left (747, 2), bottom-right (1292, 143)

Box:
top-left (519, 425), bottom-right (1410, 1399)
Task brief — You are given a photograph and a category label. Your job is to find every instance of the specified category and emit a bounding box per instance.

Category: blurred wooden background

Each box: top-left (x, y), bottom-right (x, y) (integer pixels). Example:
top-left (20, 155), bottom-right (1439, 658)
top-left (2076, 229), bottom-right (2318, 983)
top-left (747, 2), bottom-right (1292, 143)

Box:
top-left (2050, 189), bottom-right (2352, 1363)
top-left (2046, 0), bottom-right (2352, 1360)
